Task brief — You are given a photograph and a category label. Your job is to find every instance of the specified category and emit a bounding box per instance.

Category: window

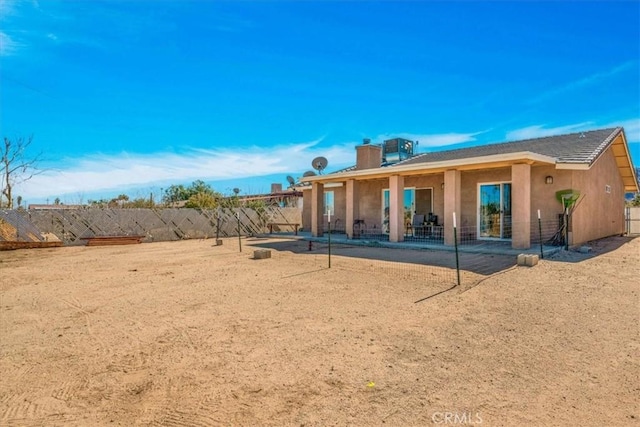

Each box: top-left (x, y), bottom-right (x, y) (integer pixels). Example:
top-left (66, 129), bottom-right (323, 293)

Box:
top-left (324, 191), bottom-right (334, 215)
top-left (382, 188), bottom-right (415, 233)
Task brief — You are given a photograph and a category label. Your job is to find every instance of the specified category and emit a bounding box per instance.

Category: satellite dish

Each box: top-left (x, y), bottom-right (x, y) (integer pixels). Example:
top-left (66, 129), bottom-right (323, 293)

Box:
top-left (303, 170), bottom-right (317, 177)
top-left (286, 175), bottom-right (295, 186)
top-left (232, 188), bottom-right (240, 195)
top-left (312, 156), bottom-right (328, 174)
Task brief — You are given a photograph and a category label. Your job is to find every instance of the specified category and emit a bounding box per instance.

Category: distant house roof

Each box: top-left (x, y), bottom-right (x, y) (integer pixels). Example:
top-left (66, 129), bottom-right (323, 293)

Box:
top-left (28, 204), bottom-right (83, 210)
top-left (397, 127), bottom-right (621, 166)
top-left (235, 190), bottom-right (303, 204)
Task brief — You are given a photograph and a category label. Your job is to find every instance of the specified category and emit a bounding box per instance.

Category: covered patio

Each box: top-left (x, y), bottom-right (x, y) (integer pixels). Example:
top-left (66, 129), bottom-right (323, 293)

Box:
top-left (281, 230), bottom-right (563, 257)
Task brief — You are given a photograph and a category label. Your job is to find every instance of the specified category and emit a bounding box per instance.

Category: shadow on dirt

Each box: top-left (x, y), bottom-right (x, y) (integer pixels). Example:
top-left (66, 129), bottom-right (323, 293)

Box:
top-left (545, 235), bottom-right (637, 264)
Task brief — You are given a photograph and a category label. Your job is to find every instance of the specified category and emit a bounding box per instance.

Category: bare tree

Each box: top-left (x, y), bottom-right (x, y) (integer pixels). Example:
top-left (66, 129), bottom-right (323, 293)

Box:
top-left (1, 136), bottom-right (42, 208)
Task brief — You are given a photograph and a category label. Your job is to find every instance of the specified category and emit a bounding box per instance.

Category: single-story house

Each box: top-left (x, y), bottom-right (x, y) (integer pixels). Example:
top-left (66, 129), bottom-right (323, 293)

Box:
top-left (300, 127), bottom-right (638, 249)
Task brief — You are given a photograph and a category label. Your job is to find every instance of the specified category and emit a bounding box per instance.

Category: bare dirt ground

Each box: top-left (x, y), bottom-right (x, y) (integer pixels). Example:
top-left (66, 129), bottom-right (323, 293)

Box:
top-left (1, 236), bottom-right (638, 426)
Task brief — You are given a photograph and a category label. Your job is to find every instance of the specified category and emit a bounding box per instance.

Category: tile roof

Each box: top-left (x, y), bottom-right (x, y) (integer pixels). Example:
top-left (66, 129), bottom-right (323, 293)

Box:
top-left (332, 165), bottom-right (358, 173)
top-left (396, 127), bottom-right (621, 167)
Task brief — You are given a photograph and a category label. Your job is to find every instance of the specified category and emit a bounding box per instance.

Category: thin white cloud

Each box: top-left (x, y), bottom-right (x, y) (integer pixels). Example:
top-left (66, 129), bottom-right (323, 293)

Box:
top-left (603, 118), bottom-right (640, 143)
top-left (1, 0), bottom-right (175, 58)
top-left (505, 118), bottom-right (640, 144)
top-left (0, 0), bottom-right (39, 56)
top-left (0, 0), bottom-right (17, 17)
top-left (0, 31), bottom-right (21, 56)
top-left (15, 138), bottom-right (355, 200)
top-left (528, 61), bottom-right (635, 104)
top-left (373, 131), bottom-right (484, 148)
top-left (505, 122), bottom-right (594, 141)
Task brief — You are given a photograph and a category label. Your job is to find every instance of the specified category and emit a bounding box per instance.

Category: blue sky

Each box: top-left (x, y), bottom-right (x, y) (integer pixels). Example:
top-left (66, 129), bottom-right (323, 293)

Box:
top-left (2, 0), bottom-right (639, 204)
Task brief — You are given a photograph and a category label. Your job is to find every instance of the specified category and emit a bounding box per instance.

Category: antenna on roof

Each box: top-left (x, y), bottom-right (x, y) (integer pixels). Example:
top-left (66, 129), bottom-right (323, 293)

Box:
top-left (303, 170), bottom-right (317, 177)
top-left (286, 175), bottom-right (295, 188)
top-left (312, 156), bottom-right (328, 174)
top-left (232, 187), bottom-right (240, 195)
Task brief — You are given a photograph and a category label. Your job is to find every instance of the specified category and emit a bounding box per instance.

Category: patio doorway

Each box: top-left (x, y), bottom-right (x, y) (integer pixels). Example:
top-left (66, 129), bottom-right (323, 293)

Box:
top-left (478, 183), bottom-right (512, 239)
top-left (382, 187), bottom-right (433, 234)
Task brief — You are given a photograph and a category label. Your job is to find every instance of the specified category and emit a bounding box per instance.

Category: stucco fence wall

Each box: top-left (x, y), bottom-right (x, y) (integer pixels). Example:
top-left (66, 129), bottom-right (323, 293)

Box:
top-left (626, 206), bottom-right (640, 235)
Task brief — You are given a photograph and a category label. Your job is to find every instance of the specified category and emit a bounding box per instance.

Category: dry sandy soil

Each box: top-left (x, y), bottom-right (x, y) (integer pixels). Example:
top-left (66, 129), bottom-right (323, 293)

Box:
top-left (1, 236), bottom-right (638, 426)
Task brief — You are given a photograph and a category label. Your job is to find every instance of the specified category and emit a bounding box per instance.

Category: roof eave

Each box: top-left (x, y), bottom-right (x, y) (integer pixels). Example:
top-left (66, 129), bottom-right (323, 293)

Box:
top-left (555, 163), bottom-right (590, 170)
top-left (301, 151), bottom-right (557, 183)
top-left (616, 129), bottom-right (639, 192)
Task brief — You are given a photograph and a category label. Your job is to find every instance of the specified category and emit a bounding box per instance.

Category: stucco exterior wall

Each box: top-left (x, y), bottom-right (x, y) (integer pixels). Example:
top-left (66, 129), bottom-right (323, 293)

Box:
top-left (356, 175), bottom-right (448, 230)
top-left (302, 189), bottom-right (311, 231)
top-left (328, 185), bottom-right (347, 230)
top-left (458, 168), bottom-right (511, 230)
top-left (302, 185), bottom-right (347, 231)
top-left (569, 146), bottom-right (626, 245)
top-left (353, 179), bottom-right (386, 230)
top-left (529, 165), bottom-right (571, 222)
top-left (302, 181), bottom-right (384, 232)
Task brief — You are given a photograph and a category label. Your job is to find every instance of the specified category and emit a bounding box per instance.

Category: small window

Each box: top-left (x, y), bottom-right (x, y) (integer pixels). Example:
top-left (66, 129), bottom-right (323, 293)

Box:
top-left (324, 191), bottom-right (334, 215)
top-left (605, 185), bottom-right (611, 194)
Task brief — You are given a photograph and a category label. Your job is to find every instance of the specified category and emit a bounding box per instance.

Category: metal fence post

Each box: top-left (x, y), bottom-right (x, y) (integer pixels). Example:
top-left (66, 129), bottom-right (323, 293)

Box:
top-left (453, 212), bottom-right (460, 287)
top-left (537, 209), bottom-right (544, 259)
top-left (237, 211), bottom-right (242, 252)
top-left (216, 212), bottom-right (220, 241)
top-left (327, 211), bottom-right (332, 269)
top-left (564, 208), bottom-right (569, 251)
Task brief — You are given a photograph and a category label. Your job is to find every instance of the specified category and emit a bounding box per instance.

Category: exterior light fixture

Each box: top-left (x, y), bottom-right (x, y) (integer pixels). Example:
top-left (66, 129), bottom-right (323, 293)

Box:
top-left (545, 176), bottom-right (553, 185)
top-left (441, 183), bottom-right (445, 190)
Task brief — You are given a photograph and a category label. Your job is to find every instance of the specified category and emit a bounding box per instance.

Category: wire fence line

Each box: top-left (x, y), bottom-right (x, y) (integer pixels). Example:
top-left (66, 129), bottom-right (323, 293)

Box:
top-left (266, 236), bottom-right (520, 292)
top-left (245, 237), bottom-right (462, 293)
top-left (1, 207), bottom-right (565, 295)
top-left (0, 207), bottom-right (301, 245)
top-left (305, 215), bottom-right (568, 290)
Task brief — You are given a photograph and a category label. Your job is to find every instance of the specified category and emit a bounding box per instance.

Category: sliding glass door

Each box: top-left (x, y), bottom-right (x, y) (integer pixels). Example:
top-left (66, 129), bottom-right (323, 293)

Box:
top-left (478, 183), bottom-right (512, 239)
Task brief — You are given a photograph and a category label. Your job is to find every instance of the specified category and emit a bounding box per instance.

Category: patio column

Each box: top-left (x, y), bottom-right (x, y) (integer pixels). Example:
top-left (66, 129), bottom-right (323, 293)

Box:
top-left (345, 179), bottom-right (359, 238)
top-left (311, 181), bottom-right (324, 237)
top-left (389, 175), bottom-right (405, 242)
top-left (444, 169), bottom-right (461, 246)
top-left (511, 163), bottom-right (531, 249)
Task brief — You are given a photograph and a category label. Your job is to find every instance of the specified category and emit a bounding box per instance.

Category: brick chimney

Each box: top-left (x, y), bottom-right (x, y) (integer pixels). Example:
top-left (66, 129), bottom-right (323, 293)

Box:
top-left (356, 140), bottom-right (382, 170)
